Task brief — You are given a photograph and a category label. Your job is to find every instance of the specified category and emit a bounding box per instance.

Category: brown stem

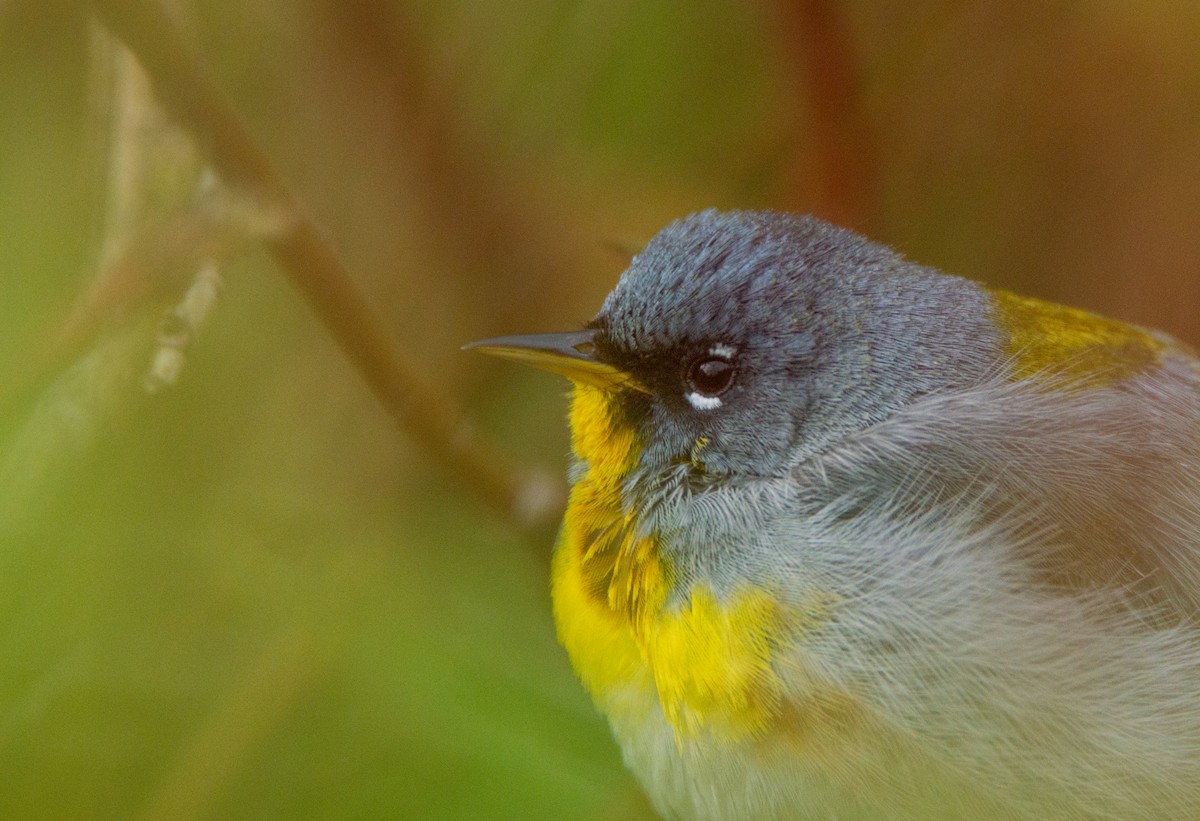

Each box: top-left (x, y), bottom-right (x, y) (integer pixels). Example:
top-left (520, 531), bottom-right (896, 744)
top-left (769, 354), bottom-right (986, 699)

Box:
top-left (775, 0), bottom-right (876, 226)
top-left (88, 0), bottom-right (563, 536)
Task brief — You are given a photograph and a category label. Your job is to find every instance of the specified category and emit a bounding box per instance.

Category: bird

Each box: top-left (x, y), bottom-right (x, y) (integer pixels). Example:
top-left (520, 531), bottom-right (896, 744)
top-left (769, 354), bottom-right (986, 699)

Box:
top-left (467, 209), bottom-right (1200, 820)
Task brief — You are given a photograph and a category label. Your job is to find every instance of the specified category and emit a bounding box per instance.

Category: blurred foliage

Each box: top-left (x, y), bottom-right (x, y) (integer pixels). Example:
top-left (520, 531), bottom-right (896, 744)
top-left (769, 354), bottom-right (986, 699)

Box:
top-left (1, 1), bottom-right (1198, 819)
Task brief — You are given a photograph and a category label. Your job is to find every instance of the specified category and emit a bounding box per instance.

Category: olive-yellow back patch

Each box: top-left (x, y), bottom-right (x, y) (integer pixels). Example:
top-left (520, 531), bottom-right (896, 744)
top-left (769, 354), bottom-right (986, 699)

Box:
top-left (991, 290), bottom-right (1164, 385)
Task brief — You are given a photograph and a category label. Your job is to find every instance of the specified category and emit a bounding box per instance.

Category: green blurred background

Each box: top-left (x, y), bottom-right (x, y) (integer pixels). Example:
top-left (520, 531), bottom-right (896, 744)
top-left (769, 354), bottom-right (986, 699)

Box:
top-left (1, 1), bottom-right (1198, 818)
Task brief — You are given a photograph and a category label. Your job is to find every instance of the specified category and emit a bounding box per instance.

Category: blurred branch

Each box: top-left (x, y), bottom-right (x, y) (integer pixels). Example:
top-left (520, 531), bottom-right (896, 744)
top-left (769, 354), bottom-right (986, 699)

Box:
top-left (0, 22), bottom-right (206, 534)
top-left (91, 23), bottom-right (152, 268)
top-left (774, 0), bottom-right (876, 226)
top-left (51, 184), bottom-right (276, 358)
top-left (143, 252), bottom-right (222, 393)
top-left (87, 0), bottom-right (565, 536)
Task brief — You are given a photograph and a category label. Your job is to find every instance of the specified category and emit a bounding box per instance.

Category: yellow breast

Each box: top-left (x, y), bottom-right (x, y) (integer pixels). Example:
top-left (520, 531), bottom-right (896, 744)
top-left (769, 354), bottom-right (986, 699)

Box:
top-left (550, 384), bottom-right (789, 741)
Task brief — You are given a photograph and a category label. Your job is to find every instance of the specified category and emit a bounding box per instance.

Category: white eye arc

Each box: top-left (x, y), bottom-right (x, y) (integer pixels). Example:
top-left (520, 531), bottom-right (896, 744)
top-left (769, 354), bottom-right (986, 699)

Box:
top-left (686, 391), bottom-right (723, 411)
top-left (683, 343), bottom-right (738, 410)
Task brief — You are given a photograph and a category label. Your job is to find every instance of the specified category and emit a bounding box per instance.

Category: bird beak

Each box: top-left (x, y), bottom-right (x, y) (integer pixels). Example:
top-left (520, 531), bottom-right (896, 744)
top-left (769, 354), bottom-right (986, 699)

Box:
top-left (464, 329), bottom-right (648, 393)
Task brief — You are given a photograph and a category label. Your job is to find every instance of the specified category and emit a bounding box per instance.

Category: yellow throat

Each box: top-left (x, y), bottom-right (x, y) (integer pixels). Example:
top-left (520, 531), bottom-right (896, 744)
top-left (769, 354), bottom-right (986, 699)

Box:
top-left (550, 383), bottom-right (788, 741)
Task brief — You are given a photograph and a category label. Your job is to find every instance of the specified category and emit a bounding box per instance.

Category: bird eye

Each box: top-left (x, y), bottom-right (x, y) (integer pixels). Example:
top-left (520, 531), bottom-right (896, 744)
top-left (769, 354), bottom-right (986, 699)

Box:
top-left (685, 354), bottom-right (736, 398)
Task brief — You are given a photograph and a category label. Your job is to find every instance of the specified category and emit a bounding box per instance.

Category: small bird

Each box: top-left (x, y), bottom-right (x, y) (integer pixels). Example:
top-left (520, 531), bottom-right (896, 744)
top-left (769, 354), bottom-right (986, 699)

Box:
top-left (468, 210), bottom-right (1200, 820)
